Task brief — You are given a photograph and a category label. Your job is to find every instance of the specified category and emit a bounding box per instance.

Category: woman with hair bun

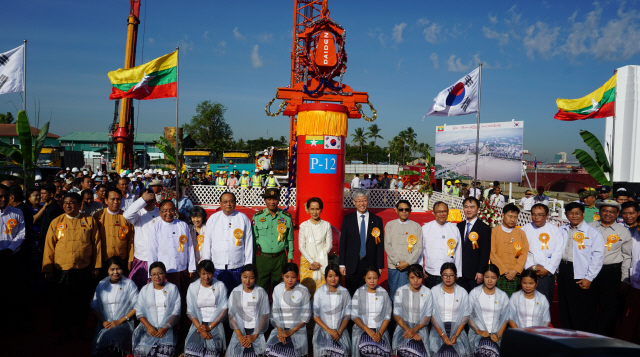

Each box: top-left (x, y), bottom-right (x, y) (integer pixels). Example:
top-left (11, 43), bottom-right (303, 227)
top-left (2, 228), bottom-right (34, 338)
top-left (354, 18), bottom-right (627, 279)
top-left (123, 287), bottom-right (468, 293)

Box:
top-left (312, 264), bottom-right (351, 357)
top-left (392, 264), bottom-right (432, 357)
top-left (298, 197), bottom-right (333, 289)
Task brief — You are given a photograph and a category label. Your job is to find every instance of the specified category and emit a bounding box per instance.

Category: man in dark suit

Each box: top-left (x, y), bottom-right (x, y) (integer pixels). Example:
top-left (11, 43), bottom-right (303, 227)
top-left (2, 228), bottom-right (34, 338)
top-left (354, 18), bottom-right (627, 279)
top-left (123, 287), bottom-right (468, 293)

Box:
top-left (456, 196), bottom-right (491, 292)
top-left (339, 189), bottom-right (385, 295)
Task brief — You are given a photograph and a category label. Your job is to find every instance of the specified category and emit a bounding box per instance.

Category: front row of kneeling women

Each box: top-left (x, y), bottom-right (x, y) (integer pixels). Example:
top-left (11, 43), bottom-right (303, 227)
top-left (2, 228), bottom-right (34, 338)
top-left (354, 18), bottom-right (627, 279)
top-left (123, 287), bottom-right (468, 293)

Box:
top-left (90, 257), bottom-right (550, 357)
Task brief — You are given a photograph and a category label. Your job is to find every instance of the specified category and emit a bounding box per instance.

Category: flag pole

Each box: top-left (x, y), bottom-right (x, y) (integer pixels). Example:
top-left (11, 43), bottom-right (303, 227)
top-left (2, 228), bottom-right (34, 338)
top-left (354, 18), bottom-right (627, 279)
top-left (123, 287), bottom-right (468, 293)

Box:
top-left (175, 47), bottom-right (180, 197)
top-left (474, 63), bottom-right (482, 188)
top-left (23, 40), bottom-right (26, 112)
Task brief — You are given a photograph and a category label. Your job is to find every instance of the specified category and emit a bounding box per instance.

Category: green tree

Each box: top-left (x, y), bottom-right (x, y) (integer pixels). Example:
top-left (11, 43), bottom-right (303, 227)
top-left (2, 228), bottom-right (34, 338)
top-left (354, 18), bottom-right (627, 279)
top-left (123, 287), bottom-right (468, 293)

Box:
top-left (182, 101), bottom-right (233, 159)
top-left (0, 112), bottom-right (15, 124)
top-left (573, 130), bottom-right (611, 185)
top-left (366, 124), bottom-right (383, 146)
top-left (414, 142), bottom-right (433, 163)
top-left (389, 127), bottom-right (417, 164)
top-left (351, 127), bottom-right (368, 154)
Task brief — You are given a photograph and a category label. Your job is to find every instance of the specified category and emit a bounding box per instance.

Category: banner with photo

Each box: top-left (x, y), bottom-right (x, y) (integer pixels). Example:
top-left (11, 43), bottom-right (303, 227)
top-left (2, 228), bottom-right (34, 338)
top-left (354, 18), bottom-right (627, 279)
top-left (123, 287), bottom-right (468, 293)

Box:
top-left (434, 121), bottom-right (524, 182)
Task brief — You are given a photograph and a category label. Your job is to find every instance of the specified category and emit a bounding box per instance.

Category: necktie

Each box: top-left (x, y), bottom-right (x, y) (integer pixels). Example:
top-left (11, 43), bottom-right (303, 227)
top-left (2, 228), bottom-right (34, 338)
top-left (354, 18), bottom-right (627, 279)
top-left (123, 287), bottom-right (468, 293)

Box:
top-left (359, 215), bottom-right (367, 258)
top-left (464, 222), bottom-right (471, 244)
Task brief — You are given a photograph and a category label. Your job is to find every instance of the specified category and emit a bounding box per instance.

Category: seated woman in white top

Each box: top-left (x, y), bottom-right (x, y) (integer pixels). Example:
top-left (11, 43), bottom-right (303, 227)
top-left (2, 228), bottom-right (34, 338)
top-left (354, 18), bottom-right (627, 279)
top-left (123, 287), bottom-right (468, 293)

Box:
top-left (298, 197), bottom-right (333, 291)
top-left (132, 261), bottom-right (182, 357)
top-left (508, 269), bottom-right (551, 329)
top-left (265, 263), bottom-right (312, 357)
top-left (312, 264), bottom-right (351, 357)
top-left (189, 206), bottom-right (208, 264)
top-left (184, 260), bottom-right (229, 357)
top-left (91, 256), bottom-right (139, 357)
top-left (392, 264), bottom-right (432, 357)
top-left (429, 263), bottom-right (471, 357)
top-left (468, 264), bottom-right (510, 357)
top-left (227, 264), bottom-right (270, 357)
top-left (351, 266), bottom-right (392, 357)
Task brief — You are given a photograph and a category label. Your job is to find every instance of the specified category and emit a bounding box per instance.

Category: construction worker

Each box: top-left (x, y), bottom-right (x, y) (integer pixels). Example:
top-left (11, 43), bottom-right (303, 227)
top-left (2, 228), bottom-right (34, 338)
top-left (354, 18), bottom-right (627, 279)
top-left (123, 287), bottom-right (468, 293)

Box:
top-left (227, 172), bottom-right (239, 188)
top-left (251, 169), bottom-right (262, 188)
top-left (264, 171), bottom-right (280, 188)
top-left (452, 179), bottom-right (462, 196)
top-left (444, 180), bottom-right (453, 195)
top-left (215, 172), bottom-right (227, 187)
top-left (239, 170), bottom-right (251, 189)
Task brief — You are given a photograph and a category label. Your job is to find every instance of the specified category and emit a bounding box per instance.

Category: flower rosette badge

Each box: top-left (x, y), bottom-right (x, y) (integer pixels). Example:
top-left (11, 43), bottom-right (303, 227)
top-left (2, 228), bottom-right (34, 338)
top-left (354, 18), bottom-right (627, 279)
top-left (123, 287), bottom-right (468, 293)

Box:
top-left (4, 219), bottom-right (17, 235)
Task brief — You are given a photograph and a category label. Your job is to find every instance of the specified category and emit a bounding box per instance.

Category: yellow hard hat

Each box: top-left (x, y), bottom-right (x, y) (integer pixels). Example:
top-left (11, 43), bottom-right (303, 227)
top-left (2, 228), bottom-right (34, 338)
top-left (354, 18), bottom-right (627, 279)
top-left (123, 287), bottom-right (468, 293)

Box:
top-left (455, 179), bottom-right (461, 183)
top-left (446, 181), bottom-right (452, 185)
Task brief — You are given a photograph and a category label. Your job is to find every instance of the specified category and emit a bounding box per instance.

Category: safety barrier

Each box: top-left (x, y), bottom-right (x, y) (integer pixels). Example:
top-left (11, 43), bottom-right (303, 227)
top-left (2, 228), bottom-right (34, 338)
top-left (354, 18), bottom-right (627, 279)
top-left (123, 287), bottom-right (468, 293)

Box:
top-left (343, 189), bottom-right (427, 212)
top-left (185, 185), bottom-right (297, 207)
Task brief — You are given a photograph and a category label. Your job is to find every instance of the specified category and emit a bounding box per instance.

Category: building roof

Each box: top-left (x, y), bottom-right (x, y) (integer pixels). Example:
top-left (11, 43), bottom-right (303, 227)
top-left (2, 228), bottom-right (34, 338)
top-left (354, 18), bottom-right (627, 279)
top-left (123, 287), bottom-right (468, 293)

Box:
top-left (0, 124), bottom-right (60, 138)
top-left (57, 132), bottom-right (162, 143)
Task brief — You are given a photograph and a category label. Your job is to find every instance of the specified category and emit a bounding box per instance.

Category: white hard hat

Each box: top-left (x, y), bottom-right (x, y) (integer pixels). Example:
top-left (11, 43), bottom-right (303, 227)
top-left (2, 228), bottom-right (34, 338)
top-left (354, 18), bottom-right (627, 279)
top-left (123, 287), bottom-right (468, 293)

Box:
top-left (72, 167), bottom-right (79, 173)
top-left (255, 169), bottom-right (259, 172)
top-left (131, 176), bottom-right (138, 181)
top-left (196, 169), bottom-right (201, 173)
top-left (59, 174), bottom-right (65, 178)
top-left (127, 173), bottom-right (134, 178)
top-left (171, 170), bottom-right (176, 174)
top-left (120, 172), bottom-right (126, 177)
top-left (82, 170), bottom-right (88, 175)
top-left (35, 175), bottom-right (42, 181)
top-left (66, 167), bottom-right (70, 171)
top-left (163, 171), bottom-right (169, 175)
top-left (489, 183), bottom-right (494, 186)
top-left (91, 174), bottom-right (96, 179)
top-left (134, 169), bottom-right (140, 173)
top-left (269, 171), bottom-right (274, 175)
top-left (97, 172), bottom-right (103, 177)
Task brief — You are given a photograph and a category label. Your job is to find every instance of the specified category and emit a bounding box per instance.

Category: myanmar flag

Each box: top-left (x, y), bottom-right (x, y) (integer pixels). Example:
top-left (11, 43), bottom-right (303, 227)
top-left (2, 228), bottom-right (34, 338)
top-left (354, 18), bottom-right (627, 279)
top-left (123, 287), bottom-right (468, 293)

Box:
top-left (305, 136), bottom-right (323, 146)
top-left (554, 73), bottom-right (616, 121)
top-left (108, 51), bottom-right (177, 100)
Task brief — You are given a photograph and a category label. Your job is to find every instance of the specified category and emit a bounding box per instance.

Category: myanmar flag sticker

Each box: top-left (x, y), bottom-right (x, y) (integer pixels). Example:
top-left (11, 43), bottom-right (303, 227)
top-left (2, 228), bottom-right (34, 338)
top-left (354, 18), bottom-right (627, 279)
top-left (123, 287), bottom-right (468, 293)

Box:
top-left (306, 136), bottom-right (324, 146)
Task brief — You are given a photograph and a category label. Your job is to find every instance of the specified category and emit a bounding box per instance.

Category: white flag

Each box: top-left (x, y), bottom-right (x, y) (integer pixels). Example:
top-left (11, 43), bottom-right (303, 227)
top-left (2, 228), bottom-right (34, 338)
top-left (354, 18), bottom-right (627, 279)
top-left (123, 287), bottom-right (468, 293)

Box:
top-left (0, 45), bottom-right (24, 95)
top-left (324, 136), bottom-right (341, 150)
top-left (424, 67), bottom-right (479, 117)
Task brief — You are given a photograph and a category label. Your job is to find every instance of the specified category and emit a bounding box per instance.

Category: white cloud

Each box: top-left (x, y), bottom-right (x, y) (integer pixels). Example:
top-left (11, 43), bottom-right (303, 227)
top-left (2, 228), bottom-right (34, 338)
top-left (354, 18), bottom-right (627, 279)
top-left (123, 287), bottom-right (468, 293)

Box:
top-left (417, 18), bottom-right (429, 26)
top-left (367, 28), bottom-right (387, 46)
top-left (392, 23), bottom-right (407, 44)
top-left (203, 31), bottom-right (209, 40)
top-left (148, 38), bottom-right (155, 44)
top-left (251, 44), bottom-right (263, 68)
top-left (215, 41), bottom-right (226, 56)
top-left (257, 32), bottom-right (273, 43)
top-left (430, 53), bottom-right (438, 69)
top-left (233, 27), bottom-right (245, 40)
top-left (446, 55), bottom-right (470, 72)
top-left (590, 5), bottom-right (640, 61)
top-left (482, 26), bottom-right (509, 45)
top-left (488, 13), bottom-right (498, 24)
top-left (423, 23), bottom-right (442, 43)
top-left (176, 36), bottom-right (194, 53)
top-left (523, 21), bottom-right (560, 59)
top-left (397, 59), bottom-right (403, 70)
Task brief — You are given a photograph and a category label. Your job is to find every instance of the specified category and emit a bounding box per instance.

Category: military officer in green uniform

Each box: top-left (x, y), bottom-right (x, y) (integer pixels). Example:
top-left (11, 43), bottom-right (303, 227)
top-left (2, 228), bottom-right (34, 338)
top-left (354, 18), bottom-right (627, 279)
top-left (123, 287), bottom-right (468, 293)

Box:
top-left (583, 187), bottom-right (599, 223)
top-left (252, 187), bottom-right (294, 292)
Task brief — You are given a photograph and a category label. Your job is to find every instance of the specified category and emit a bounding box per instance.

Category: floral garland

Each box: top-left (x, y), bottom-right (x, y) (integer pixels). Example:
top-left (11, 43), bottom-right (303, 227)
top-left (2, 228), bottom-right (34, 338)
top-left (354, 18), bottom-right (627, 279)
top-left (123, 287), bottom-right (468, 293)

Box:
top-left (478, 199), bottom-right (503, 228)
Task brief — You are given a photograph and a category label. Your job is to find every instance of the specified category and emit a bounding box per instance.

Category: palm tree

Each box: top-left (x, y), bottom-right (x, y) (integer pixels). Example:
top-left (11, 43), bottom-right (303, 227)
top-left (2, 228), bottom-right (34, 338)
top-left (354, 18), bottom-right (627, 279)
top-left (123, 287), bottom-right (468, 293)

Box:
top-left (397, 127), bottom-right (417, 164)
top-left (366, 124), bottom-right (384, 146)
top-left (351, 127), bottom-right (368, 154)
top-left (415, 142), bottom-right (433, 164)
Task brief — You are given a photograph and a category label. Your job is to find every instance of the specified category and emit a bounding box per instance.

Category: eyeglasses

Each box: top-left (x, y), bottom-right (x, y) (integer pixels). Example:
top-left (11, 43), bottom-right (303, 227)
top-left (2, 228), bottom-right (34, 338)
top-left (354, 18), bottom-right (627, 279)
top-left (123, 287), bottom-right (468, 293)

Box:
top-left (567, 212), bottom-right (583, 217)
top-left (397, 208), bottom-right (411, 212)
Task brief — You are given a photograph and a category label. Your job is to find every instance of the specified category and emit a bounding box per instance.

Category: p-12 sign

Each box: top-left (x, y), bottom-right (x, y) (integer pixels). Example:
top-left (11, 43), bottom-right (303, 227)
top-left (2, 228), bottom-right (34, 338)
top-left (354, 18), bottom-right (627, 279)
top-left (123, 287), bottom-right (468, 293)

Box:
top-left (309, 154), bottom-right (337, 174)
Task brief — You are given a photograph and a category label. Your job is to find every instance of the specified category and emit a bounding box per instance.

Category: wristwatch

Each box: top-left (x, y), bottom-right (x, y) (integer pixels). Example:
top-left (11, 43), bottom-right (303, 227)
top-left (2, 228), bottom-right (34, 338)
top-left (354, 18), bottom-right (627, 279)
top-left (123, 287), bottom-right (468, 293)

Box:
top-left (395, 262), bottom-right (400, 267)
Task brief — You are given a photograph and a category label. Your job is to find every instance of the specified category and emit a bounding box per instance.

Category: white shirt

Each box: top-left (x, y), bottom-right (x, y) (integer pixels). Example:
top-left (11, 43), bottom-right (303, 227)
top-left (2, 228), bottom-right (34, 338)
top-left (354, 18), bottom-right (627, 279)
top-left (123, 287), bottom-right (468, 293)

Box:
top-left (280, 289), bottom-right (303, 328)
top-left (489, 194), bottom-right (505, 208)
top-left (120, 193), bottom-right (136, 212)
top-left (522, 222), bottom-right (564, 274)
top-left (123, 198), bottom-right (160, 261)
top-left (328, 293), bottom-right (340, 329)
top-left (443, 292), bottom-right (454, 322)
top-left (197, 285), bottom-right (217, 322)
top-left (469, 188), bottom-right (481, 199)
top-left (533, 194), bottom-right (550, 206)
top-left (361, 179), bottom-right (371, 189)
top-left (371, 179), bottom-right (378, 188)
top-left (389, 179), bottom-right (397, 190)
top-left (357, 211), bottom-right (370, 239)
top-left (107, 281), bottom-right (122, 316)
top-left (367, 292), bottom-right (377, 328)
top-left (519, 196), bottom-right (535, 211)
top-left (155, 289), bottom-right (167, 322)
top-left (420, 221), bottom-right (462, 277)
top-left (243, 290), bottom-right (257, 329)
top-left (350, 177), bottom-right (360, 189)
top-left (148, 219), bottom-right (197, 274)
top-left (463, 217), bottom-right (478, 242)
top-left (0, 206), bottom-right (26, 253)
top-left (479, 290), bottom-right (495, 332)
top-left (202, 210), bottom-right (254, 270)
top-left (560, 221), bottom-right (605, 281)
top-left (518, 297), bottom-right (535, 328)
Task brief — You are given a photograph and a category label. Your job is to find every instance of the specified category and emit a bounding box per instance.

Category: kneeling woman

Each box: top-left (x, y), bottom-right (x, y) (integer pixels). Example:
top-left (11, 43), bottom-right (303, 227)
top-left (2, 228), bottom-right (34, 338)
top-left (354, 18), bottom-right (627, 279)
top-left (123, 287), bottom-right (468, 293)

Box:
top-left (392, 264), bottom-right (433, 357)
top-left (429, 263), bottom-right (471, 357)
top-left (133, 262), bottom-right (182, 357)
top-left (508, 269), bottom-right (550, 329)
top-left (351, 266), bottom-right (392, 357)
top-left (91, 256), bottom-right (139, 357)
top-left (468, 264), bottom-right (510, 357)
top-left (312, 264), bottom-right (351, 357)
top-left (265, 263), bottom-right (312, 357)
top-left (227, 264), bottom-right (270, 357)
top-left (185, 260), bottom-right (229, 357)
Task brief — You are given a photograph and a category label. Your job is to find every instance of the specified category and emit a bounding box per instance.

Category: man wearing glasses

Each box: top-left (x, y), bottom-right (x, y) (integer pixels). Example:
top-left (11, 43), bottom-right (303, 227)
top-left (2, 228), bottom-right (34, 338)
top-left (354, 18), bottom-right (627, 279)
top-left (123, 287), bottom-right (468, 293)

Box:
top-left (42, 192), bottom-right (101, 344)
top-left (384, 199), bottom-right (422, 299)
top-left (558, 202), bottom-right (604, 332)
top-left (420, 201), bottom-right (462, 288)
top-left (522, 203), bottom-right (564, 307)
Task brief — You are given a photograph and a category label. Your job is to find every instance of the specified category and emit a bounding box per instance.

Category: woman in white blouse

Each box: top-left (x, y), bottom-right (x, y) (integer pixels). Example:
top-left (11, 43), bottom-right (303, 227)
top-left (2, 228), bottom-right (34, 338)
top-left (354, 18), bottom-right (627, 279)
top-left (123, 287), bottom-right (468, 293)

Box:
top-left (392, 264), bottom-right (432, 357)
top-left (468, 264), bottom-right (510, 357)
top-left (189, 206), bottom-right (208, 263)
top-left (508, 269), bottom-right (550, 329)
top-left (91, 256), bottom-right (139, 356)
top-left (184, 260), bottom-right (229, 357)
top-left (298, 197), bottom-right (333, 291)
top-left (312, 264), bottom-right (351, 357)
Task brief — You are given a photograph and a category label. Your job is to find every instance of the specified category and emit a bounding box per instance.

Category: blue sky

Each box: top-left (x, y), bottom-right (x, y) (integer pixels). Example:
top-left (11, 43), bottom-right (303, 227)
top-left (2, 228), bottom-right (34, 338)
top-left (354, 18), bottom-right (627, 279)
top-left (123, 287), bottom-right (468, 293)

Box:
top-left (2, 0), bottom-right (639, 163)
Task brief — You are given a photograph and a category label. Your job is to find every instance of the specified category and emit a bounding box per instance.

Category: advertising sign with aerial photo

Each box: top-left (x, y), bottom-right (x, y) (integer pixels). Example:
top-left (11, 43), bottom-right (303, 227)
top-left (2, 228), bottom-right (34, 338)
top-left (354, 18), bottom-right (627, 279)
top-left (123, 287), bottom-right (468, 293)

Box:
top-left (434, 121), bottom-right (523, 182)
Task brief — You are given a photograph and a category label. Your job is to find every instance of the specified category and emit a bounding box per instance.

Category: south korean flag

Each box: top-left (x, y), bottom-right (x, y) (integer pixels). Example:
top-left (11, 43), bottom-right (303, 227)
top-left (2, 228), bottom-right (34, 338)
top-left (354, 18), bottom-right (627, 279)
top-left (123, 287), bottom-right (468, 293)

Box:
top-left (0, 45), bottom-right (24, 95)
top-left (324, 136), bottom-right (341, 150)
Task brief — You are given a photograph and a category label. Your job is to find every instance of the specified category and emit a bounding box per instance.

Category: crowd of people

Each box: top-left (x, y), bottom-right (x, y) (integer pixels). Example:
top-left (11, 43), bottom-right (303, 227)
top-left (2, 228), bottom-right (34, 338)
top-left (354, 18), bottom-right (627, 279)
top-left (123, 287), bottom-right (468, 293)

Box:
top-left (1, 165), bottom-right (640, 357)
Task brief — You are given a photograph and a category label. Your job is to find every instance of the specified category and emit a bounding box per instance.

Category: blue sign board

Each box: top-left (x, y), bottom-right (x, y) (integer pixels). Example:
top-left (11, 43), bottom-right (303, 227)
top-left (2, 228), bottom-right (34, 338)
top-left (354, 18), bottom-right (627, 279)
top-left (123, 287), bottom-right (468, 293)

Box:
top-left (309, 154), bottom-right (337, 174)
